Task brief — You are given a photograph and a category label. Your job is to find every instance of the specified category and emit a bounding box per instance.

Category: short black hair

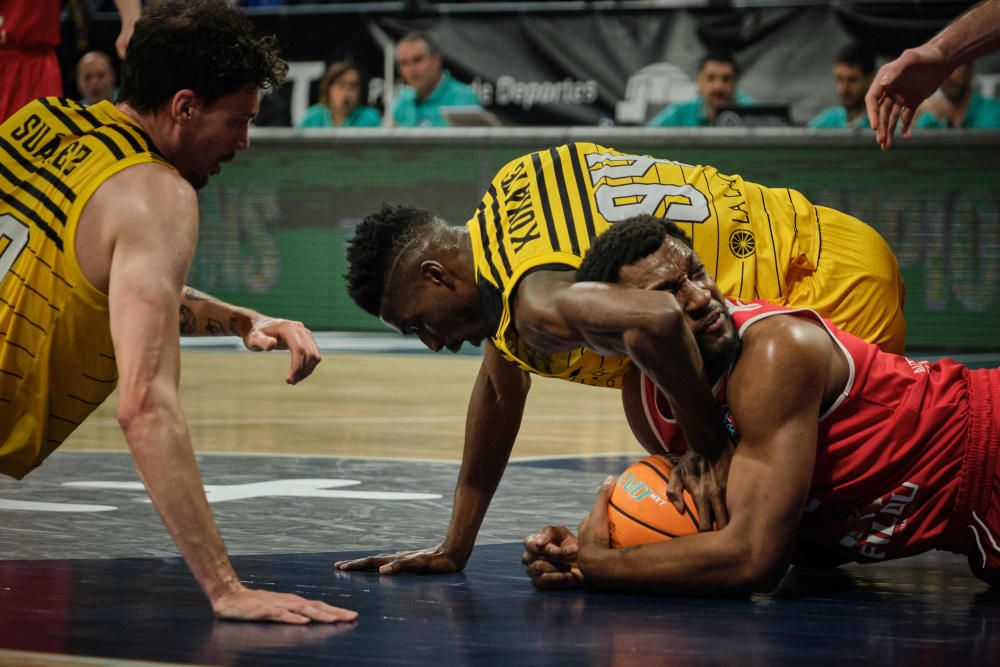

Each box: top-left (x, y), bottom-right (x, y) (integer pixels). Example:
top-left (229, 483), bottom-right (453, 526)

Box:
top-left (345, 204), bottom-right (440, 316)
top-left (699, 50), bottom-right (740, 77)
top-left (576, 215), bottom-right (693, 284)
top-left (118, 0), bottom-right (287, 113)
top-left (835, 43), bottom-right (876, 76)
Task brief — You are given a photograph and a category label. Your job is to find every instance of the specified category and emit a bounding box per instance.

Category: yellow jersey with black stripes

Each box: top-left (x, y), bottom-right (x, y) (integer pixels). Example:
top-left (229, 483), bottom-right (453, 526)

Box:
top-left (0, 97), bottom-right (174, 479)
top-left (467, 142), bottom-right (821, 389)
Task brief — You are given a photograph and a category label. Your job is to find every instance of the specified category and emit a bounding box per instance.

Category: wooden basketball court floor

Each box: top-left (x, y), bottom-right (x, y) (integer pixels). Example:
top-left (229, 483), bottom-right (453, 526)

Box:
top-left (3, 340), bottom-right (1000, 666)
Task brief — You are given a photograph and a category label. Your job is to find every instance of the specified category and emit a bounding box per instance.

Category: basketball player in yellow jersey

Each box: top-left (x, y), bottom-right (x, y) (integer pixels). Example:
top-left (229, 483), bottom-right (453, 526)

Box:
top-left (338, 141), bottom-right (903, 578)
top-left (0, 1), bottom-right (355, 624)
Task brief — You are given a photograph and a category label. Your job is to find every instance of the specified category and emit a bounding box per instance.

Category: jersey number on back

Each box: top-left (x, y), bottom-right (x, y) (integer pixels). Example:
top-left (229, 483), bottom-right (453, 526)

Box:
top-left (0, 214), bottom-right (31, 284)
top-left (586, 151), bottom-right (710, 224)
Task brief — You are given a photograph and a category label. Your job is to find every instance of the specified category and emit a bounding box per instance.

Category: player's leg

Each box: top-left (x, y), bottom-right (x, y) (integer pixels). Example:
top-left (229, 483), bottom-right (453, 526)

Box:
top-left (783, 207), bottom-right (906, 354)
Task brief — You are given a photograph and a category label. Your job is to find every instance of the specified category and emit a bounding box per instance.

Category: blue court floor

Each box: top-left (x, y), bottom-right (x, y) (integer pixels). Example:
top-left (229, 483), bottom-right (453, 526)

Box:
top-left (2, 452), bottom-right (1000, 665)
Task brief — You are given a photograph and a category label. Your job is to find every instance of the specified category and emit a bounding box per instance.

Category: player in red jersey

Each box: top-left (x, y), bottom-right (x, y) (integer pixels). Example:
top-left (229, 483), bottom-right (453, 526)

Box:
top-left (522, 215), bottom-right (1000, 593)
top-left (0, 0), bottom-right (139, 123)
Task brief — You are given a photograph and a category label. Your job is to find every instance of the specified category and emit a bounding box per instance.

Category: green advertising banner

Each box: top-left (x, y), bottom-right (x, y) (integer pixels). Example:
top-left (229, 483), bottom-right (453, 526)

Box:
top-left (191, 130), bottom-right (1000, 350)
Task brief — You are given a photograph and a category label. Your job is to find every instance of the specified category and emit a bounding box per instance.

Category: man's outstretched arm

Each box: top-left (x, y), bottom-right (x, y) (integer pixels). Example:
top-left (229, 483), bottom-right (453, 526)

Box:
top-left (101, 166), bottom-right (355, 623)
top-left (866, 0), bottom-right (1000, 149)
top-left (337, 343), bottom-right (530, 573)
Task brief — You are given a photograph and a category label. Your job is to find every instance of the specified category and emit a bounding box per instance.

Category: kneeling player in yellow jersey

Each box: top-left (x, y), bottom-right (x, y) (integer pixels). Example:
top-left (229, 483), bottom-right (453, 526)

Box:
top-left (338, 141), bottom-right (904, 577)
top-left (0, 1), bottom-right (355, 624)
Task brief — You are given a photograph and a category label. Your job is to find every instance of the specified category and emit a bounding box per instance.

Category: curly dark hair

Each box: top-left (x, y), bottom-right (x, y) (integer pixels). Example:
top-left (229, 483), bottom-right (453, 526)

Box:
top-left (118, 0), bottom-right (287, 113)
top-left (345, 204), bottom-right (441, 316)
top-left (576, 215), bottom-right (692, 284)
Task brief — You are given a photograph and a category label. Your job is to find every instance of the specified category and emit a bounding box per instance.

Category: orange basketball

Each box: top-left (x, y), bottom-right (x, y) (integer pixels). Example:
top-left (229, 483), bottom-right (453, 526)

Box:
top-left (608, 455), bottom-right (700, 547)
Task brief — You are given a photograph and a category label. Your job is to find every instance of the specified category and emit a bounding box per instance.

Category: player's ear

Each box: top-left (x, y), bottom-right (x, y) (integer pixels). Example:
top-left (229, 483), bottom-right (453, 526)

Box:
top-left (420, 260), bottom-right (452, 288)
top-left (170, 89), bottom-right (201, 125)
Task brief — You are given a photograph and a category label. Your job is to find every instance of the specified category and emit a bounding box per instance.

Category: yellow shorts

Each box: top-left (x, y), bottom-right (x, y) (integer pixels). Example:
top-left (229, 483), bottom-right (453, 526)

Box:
top-left (782, 206), bottom-right (906, 354)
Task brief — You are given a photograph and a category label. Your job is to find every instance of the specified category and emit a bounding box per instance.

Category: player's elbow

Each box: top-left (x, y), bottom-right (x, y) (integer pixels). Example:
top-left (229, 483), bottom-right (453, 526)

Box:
top-left (116, 381), bottom-right (180, 440)
top-left (736, 543), bottom-right (792, 593)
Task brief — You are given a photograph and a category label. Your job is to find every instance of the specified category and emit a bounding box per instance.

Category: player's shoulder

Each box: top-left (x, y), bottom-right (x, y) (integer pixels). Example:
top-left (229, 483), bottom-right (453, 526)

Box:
top-left (739, 310), bottom-right (832, 374)
top-left (89, 162), bottom-right (196, 225)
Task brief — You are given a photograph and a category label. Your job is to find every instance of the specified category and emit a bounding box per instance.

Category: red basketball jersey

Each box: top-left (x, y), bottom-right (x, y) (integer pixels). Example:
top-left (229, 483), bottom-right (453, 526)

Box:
top-left (0, 0), bottom-right (61, 48)
top-left (641, 300), bottom-right (984, 564)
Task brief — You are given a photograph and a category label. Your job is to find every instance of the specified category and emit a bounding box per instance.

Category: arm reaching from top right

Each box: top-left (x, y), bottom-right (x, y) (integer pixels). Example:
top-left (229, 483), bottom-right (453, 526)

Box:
top-left (866, 0), bottom-right (1000, 149)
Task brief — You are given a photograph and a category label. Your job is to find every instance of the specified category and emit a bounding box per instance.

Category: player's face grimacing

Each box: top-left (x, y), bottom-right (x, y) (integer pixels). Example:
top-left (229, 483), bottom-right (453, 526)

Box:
top-left (379, 265), bottom-right (489, 354)
top-left (617, 237), bottom-right (739, 371)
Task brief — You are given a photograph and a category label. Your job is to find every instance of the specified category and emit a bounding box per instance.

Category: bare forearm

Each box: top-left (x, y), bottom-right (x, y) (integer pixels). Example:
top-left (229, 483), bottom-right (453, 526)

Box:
top-left (179, 286), bottom-right (259, 337)
top-left (443, 359), bottom-right (530, 558)
top-left (120, 400), bottom-right (241, 602)
top-left (929, 0), bottom-right (1000, 65)
top-left (582, 531), bottom-right (772, 595)
top-left (623, 323), bottom-right (728, 457)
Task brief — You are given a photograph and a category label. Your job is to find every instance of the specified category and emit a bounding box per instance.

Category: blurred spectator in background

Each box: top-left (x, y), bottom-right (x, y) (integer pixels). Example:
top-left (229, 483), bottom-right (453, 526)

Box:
top-left (866, 0), bottom-right (1000, 149)
top-left (298, 61), bottom-right (380, 128)
top-left (392, 31), bottom-right (479, 127)
top-left (0, 0), bottom-right (138, 123)
top-left (912, 62), bottom-right (1000, 129)
top-left (647, 51), bottom-right (753, 127)
top-left (76, 50), bottom-right (117, 106)
top-left (809, 44), bottom-right (875, 129)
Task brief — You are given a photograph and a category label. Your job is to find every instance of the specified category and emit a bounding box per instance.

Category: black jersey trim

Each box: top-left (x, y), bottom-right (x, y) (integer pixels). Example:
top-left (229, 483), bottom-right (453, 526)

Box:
top-left (0, 137), bottom-right (77, 203)
top-left (531, 152), bottom-right (561, 252)
top-left (0, 192), bottom-right (64, 250)
top-left (701, 171), bottom-right (721, 280)
top-left (38, 98), bottom-right (87, 136)
top-left (814, 208), bottom-right (823, 269)
top-left (487, 184), bottom-right (513, 280)
top-left (50, 414), bottom-right (81, 427)
top-left (477, 278), bottom-right (504, 338)
top-left (4, 338), bottom-right (37, 358)
top-left (89, 128), bottom-right (126, 161)
top-left (548, 147), bottom-right (580, 256)
top-left (83, 373), bottom-right (118, 384)
top-left (758, 187), bottom-right (783, 298)
top-left (0, 162), bottom-right (67, 226)
top-left (568, 144), bottom-right (597, 243)
top-left (476, 205), bottom-right (505, 292)
top-left (67, 393), bottom-right (103, 406)
top-left (105, 124), bottom-right (145, 154)
top-left (7, 269), bottom-right (61, 312)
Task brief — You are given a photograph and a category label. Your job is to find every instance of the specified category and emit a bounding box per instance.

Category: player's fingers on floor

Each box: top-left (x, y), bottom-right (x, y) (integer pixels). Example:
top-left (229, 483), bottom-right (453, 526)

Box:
top-left (268, 607), bottom-right (312, 624)
top-left (299, 601), bottom-right (358, 623)
top-left (336, 555), bottom-right (387, 570)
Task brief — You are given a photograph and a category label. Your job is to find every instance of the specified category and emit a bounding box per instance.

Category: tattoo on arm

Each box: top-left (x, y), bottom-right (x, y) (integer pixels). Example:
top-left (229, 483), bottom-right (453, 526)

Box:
top-left (179, 304), bottom-right (196, 335)
top-left (206, 318), bottom-right (224, 336)
top-left (228, 314), bottom-right (242, 336)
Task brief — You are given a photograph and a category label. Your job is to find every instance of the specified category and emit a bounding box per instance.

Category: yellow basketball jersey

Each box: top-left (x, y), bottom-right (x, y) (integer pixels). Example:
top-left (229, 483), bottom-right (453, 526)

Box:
top-left (0, 98), bottom-right (173, 479)
top-left (467, 142), bottom-right (820, 389)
